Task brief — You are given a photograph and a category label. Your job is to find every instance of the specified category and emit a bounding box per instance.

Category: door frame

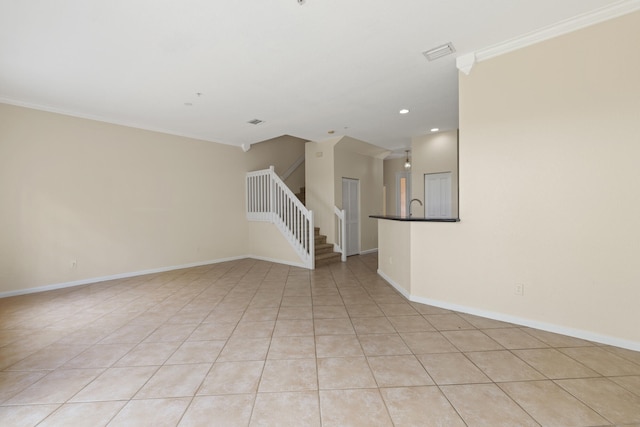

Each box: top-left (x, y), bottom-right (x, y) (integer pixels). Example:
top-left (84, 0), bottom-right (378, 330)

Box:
top-left (342, 177), bottom-right (360, 256)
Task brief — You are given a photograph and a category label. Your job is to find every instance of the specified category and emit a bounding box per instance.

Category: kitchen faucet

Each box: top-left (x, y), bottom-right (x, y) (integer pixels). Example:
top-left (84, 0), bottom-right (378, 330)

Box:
top-left (409, 198), bottom-right (423, 217)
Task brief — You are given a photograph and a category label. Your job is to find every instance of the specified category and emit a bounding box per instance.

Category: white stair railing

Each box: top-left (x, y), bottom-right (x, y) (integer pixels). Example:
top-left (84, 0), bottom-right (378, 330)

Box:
top-left (247, 166), bottom-right (315, 269)
top-left (334, 206), bottom-right (347, 262)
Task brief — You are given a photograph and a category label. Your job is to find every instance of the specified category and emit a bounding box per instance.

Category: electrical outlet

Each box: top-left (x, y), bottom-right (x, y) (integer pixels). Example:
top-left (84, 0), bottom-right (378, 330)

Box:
top-left (514, 284), bottom-right (524, 296)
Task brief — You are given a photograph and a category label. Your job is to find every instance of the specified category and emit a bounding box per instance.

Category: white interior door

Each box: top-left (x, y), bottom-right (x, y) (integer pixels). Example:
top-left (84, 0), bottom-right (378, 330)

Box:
top-left (342, 178), bottom-right (360, 256)
top-left (425, 172), bottom-right (452, 218)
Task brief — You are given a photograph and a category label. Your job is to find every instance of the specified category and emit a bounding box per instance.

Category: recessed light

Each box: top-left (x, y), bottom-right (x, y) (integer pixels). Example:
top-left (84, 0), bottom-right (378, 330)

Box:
top-left (430, 128), bottom-right (439, 132)
top-left (328, 130), bottom-right (335, 134)
top-left (184, 102), bottom-right (193, 107)
top-left (247, 119), bottom-right (265, 125)
top-left (399, 109), bottom-right (410, 115)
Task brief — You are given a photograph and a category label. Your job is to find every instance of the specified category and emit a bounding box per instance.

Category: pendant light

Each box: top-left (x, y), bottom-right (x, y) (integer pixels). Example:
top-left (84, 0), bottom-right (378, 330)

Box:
top-left (404, 150), bottom-right (411, 169)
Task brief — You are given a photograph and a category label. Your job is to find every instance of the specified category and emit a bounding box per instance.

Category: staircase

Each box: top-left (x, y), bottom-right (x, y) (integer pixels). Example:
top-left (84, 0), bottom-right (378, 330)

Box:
top-left (246, 168), bottom-right (344, 269)
top-left (314, 227), bottom-right (342, 267)
top-left (296, 187), bottom-right (342, 268)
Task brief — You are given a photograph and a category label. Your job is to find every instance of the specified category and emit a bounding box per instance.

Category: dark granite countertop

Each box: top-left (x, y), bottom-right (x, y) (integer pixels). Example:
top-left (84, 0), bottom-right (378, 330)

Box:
top-left (370, 215), bottom-right (460, 222)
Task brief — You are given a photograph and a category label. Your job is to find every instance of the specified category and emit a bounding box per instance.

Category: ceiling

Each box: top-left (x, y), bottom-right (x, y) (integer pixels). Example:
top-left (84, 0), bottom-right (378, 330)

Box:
top-left (0, 0), bottom-right (627, 153)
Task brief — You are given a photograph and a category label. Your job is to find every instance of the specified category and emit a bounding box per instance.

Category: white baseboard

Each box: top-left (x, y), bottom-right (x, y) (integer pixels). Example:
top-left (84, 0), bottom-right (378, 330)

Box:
top-left (377, 270), bottom-right (640, 352)
top-left (0, 256), bottom-right (247, 299)
top-left (377, 269), bottom-right (410, 300)
top-left (247, 255), bottom-right (307, 269)
top-left (360, 248), bottom-right (378, 255)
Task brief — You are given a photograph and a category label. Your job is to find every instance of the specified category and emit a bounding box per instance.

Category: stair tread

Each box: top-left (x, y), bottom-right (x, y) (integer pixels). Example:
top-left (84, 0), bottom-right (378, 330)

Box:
top-left (315, 252), bottom-right (342, 260)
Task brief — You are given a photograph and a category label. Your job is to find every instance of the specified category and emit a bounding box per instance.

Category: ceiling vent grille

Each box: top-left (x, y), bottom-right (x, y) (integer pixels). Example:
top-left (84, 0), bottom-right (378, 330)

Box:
top-left (423, 42), bottom-right (456, 61)
top-left (247, 119), bottom-right (265, 125)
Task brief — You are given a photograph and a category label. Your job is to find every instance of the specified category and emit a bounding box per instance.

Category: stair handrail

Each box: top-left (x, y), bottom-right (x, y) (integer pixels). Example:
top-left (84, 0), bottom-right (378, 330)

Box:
top-left (246, 166), bottom-right (315, 269)
top-left (334, 206), bottom-right (347, 262)
top-left (279, 154), bottom-right (305, 182)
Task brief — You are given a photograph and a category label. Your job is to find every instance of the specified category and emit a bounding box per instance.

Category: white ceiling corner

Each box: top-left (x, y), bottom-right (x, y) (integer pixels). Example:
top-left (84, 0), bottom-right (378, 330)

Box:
top-left (0, 0), bottom-right (632, 152)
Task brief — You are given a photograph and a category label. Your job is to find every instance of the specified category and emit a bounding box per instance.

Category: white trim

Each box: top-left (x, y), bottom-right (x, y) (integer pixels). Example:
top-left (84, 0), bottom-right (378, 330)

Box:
top-left (377, 269), bottom-right (640, 352)
top-left (457, 0), bottom-right (640, 74)
top-left (409, 295), bottom-right (640, 352)
top-left (247, 255), bottom-right (307, 269)
top-left (377, 269), bottom-right (410, 300)
top-left (279, 154), bottom-right (305, 182)
top-left (360, 248), bottom-right (378, 255)
top-left (0, 256), bottom-right (247, 299)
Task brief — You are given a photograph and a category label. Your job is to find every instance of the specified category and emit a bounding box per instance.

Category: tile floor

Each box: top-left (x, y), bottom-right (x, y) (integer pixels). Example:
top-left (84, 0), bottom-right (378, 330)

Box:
top-left (1, 253), bottom-right (639, 426)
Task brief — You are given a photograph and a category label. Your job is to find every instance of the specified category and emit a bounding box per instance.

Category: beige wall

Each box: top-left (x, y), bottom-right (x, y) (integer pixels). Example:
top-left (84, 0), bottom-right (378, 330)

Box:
top-left (411, 130), bottom-right (458, 218)
top-left (0, 104), bottom-right (250, 294)
top-left (334, 138), bottom-right (384, 252)
top-left (244, 135), bottom-right (306, 194)
top-left (411, 11), bottom-right (640, 347)
top-left (305, 139), bottom-right (339, 244)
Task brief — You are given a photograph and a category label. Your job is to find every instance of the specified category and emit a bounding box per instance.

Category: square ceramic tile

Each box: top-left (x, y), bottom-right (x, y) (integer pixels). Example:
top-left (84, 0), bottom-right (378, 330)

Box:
top-left (178, 394), bottom-right (255, 427)
top-left (107, 397), bottom-right (190, 427)
top-left (441, 383), bottom-right (538, 427)
top-left (424, 314), bottom-right (476, 331)
top-left (143, 323), bottom-right (199, 343)
top-left (198, 361), bottom-right (264, 395)
top-left (135, 363), bottom-right (210, 398)
top-left (380, 386), bottom-right (466, 427)
top-left (560, 346), bottom-right (640, 376)
top-left (267, 336), bottom-right (316, 359)
top-left (377, 303), bottom-right (419, 316)
top-left (0, 404), bottom-right (60, 427)
top-left (320, 389), bottom-right (393, 427)
top-left (250, 391), bottom-right (320, 427)
top-left (358, 334), bottom-right (412, 356)
top-left (0, 371), bottom-right (48, 403)
top-left (5, 369), bottom-right (103, 405)
top-left (231, 320), bottom-right (275, 338)
top-left (216, 337), bottom-right (271, 361)
top-left (345, 304), bottom-right (384, 318)
top-left (312, 305), bottom-right (349, 319)
top-left (165, 340), bottom-right (226, 364)
top-left (314, 318), bottom-right (355, 335)
top-left (499, 380), bottom-right (609, 426)
top-left (351, 317), bottom-right (396, 334)
top-left (368, 355), bottom-right (434, 387)
top-left (556, 378), bottom-right (640, 424)
top-left (465, 350), bottom-right (545, 382)
top-left (399, 331), bottom-right (458, 354)
top-left (387, 315), bottom-right (435, 332)
top-left (259, 358), bottom-right (318, 392)
top-left (38, 401), bottom-right (127, 427)
top-left (70, 366), bottom-right (157, 402)
top-left (114, 342), bottom-right (180, 367)
top-left (274, 319), bottom-right (314, 336)
top-left (611, 375), bottom-right (640, 397)
top-left (482, 328), bottom-right (548, 349)
top-left (512, 348), bottom-right (598, 379)
top-left (418, 353), bottom-right (490, 385)
top-left (187, 322), bottom-right (236, 341)
top-left (441, 330), bottom-right (504, 352)
top-left (315, 335), bottom-right (364, 358)
top-left (317, 357), bottom-right (377, 389)
top-left (277, 306), bottom-right (313, 320)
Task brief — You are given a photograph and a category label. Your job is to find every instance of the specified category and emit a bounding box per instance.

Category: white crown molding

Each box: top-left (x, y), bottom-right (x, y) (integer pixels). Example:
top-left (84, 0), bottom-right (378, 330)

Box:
top-left (0, 97), bottom-right (235, 147)
top-left (457, 0), bottom-right (640, 74)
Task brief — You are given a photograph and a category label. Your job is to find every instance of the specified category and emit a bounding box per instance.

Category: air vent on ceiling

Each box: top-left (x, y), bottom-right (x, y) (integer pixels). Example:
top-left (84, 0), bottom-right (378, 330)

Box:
top-left (247, 119), bottom-right (265, 125)
top-left (423, 42), bottom-right (456, 61)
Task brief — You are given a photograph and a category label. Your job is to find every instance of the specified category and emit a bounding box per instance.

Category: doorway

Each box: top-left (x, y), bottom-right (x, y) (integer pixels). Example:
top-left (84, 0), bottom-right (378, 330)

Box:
top-left (395, 171), bottom-right (411, 217)
top-left (425, 172), bottom-right (452, 218)
top-left (342, 178), bottom-right (360, 256)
